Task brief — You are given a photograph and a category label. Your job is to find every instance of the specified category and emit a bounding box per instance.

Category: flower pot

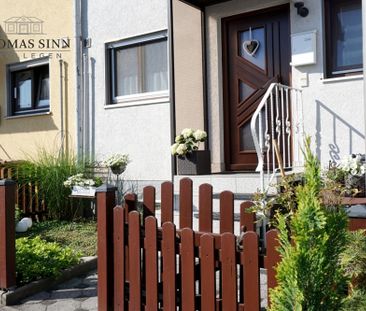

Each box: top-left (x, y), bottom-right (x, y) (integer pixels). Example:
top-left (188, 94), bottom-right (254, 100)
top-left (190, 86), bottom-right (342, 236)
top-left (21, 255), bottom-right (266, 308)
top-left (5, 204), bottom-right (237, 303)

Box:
top-left (71, 186), bottom-right (96, 197)
top-left (110, 164), bottom-right (126, 175)
top-left (177, 150), bottom-right (211, 175)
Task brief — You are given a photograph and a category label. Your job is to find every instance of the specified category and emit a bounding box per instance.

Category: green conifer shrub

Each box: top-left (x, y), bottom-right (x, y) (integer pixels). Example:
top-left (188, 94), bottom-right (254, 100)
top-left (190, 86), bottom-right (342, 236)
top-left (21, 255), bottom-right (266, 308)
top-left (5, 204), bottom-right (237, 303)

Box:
top-left (270, 138), bottom-right (349, 311)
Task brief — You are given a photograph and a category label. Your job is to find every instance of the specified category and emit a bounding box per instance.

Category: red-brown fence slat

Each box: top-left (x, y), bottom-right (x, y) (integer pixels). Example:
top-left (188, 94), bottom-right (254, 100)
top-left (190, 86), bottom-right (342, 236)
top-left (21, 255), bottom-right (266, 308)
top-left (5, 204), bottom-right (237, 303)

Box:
top-left (129, 211), bottom-right (142, 310)
top-left (179, 178), bottom-right (193, 229)
top-left (200, 234), bottom-right (216, 311)
top-left (113, 207), bottom-right (125, 311)
top-left (199, 184), bottom-right (213, 232)
top-left (220, 191), bottom-right (234, 233)
top-left (162, 222), bottom-right (177, 310)
top-left (240, 201), bottom-right (256, 232)
top-left (124, 193), bottom-right (137, 220)
top-left (181, 228), bottom-right (195, 311)
top-left (0, 180), bottom-right (16, 289)
top-left (145, 216), bottom-right (158, 311)
top-left (221, 233), bottom-right (237, 310)
top-left (265, 229), bottom-right (281, 308)
top-left (242, 231), bottom-right (259, 311)
top-left (161, 181), bottom-right (174, 225)
top-left (143, 186), bottom-right (155, 218)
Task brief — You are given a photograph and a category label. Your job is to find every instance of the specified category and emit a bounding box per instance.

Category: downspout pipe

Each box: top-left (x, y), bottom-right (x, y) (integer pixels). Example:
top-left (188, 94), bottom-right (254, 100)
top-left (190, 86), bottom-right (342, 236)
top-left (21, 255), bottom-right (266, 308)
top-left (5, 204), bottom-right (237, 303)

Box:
top-left (363, 0), bottom-right (366, 182)
top-left (168, 0), bottom-right (176, 180)
top-left (201, 8), bottom-right (209, 151)
top-left (59, 59), bottom-right (64, 155)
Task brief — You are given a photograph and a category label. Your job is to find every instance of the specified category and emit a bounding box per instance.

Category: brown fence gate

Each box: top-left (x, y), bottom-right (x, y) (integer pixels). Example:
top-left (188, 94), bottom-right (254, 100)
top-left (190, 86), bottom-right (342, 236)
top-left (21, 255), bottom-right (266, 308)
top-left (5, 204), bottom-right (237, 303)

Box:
top-left (97, 178), bottom-right (280, 311)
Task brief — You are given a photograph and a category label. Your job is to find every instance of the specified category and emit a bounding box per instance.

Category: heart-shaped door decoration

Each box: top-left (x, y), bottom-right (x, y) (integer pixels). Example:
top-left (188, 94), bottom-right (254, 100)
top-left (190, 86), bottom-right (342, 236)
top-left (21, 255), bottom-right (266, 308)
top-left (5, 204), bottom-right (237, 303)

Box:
top-left (243, 40), bottom-right (260, 57)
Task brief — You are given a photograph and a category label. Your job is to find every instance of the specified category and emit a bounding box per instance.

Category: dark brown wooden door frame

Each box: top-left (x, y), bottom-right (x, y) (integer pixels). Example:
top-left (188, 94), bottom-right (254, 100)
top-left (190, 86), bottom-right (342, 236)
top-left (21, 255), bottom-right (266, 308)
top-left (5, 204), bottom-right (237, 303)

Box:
top-left (222, 4), bottom-right (291, 171)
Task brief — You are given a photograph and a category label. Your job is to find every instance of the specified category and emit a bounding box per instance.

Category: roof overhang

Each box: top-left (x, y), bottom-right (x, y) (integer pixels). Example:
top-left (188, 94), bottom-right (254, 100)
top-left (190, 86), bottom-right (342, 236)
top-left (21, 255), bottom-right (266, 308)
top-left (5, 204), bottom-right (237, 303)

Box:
top-left (179, 0), bottom-right (232, 10)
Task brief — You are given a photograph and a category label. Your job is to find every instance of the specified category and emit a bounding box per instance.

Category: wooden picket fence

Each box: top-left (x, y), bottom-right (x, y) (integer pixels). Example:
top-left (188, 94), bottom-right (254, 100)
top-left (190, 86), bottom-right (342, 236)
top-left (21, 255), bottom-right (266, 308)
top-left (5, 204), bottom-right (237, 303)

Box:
top-left (97, 178), bottom-right (281, 311)
top-left (0, 163), bottom-right (46, 219)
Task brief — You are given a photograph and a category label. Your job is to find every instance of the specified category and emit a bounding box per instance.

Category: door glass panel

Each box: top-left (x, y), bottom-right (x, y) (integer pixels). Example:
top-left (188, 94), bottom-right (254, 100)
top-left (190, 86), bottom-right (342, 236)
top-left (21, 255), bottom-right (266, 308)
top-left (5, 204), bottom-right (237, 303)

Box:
top-left (239, 27), bottom-right (266, 70)
top-left (240, 122), bottom-right (255, 151)
top-left (239, 80), bottom-right (255, 102)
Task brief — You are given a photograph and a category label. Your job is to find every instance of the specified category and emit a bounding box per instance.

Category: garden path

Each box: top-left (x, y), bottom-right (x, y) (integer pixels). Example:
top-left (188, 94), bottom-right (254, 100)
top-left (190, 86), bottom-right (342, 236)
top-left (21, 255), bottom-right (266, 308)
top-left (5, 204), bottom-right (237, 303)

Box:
top-left (0, 269), bottom-right (268, 310)
top-left (0, 271), bottom-right (97, 311)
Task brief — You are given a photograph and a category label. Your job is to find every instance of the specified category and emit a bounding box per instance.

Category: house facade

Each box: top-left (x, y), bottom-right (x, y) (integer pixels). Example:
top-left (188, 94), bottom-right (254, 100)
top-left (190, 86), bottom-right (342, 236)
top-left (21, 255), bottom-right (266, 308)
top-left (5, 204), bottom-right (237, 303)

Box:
top-left (0, 0), bottom-right (78, 160)
top-left (172, 0), bottom-right (364, 183)
top-left (79, 0), bottom-right (173, 190)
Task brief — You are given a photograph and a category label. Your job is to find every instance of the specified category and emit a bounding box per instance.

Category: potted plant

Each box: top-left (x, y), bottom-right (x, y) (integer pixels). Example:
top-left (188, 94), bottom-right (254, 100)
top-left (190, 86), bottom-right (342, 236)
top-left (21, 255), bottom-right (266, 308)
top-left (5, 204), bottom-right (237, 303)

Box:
top-left (64, 173), bottom-right (102, 197)
top-left (104, 154), bottom-right (130, 175)
top-left (171, 128), bottom-right (211, 175)
top-left (338, 154), bottom-right (366, 197)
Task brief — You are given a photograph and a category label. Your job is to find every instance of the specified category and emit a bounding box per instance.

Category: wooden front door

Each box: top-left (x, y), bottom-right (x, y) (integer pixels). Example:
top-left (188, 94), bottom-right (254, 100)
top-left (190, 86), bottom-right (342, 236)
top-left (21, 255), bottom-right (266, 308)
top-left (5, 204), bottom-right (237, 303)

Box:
top-left (223, 5), bottom-right (290, 171)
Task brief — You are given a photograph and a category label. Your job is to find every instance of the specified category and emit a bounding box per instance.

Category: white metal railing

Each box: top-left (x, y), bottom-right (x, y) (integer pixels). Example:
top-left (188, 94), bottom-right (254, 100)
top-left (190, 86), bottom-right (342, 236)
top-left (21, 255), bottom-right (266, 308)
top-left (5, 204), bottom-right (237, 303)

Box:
top-left (250, 83), bottom-right (304, 193)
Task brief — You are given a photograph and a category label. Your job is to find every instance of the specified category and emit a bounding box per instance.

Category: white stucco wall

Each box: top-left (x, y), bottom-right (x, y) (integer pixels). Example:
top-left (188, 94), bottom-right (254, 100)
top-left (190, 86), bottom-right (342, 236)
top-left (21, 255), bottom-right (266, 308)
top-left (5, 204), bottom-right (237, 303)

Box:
top-left (83, 0), bottom-right (172, 183)
top-left (290, 0), bottom-right (364, 167)
top-left (205, 0), bottom-right (364, 170)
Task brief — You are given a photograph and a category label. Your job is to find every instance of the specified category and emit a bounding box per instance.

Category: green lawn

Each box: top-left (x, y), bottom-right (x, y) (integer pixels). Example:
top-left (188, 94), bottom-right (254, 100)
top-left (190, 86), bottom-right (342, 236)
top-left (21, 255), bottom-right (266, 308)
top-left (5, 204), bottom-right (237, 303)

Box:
top-left (16, 220), bottom-right (97, 257)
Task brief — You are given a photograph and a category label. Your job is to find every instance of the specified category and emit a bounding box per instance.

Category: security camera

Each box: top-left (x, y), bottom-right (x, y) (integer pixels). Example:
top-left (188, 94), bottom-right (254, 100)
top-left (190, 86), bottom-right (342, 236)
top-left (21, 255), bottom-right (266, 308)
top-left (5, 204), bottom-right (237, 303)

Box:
top-left (294, 2), bottom-right (309, 17)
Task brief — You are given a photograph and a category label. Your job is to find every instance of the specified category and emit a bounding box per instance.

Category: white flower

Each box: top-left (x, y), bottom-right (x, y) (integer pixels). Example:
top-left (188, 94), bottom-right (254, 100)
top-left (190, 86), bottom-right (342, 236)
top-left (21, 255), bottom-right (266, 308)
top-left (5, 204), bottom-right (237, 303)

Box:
top-left (193, 129), bottom-right (207, 141)
top-left (351, 168), bottom-right (359, 176)
top-left (171, 128), bottom-right (208, 156)
top-left (181, 128), bottom-right (194, 139)
top-left (176, 144), bottom-right (188, 156)
top-left (104, 154), bottom-right (130, 168)
top-left (64, 174), bottom-right (98, 188)
top-left (171, 143), bottom-right (179, 155)
top-left (175, 135), bottom-right (184, 143)
top-left (361, 165), bottom-right (366, 175)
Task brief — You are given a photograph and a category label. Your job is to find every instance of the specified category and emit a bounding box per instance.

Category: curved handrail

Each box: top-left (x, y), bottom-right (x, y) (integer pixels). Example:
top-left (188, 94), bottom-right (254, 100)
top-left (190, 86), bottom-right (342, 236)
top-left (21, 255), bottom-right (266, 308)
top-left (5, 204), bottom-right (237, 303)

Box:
top-left (250, 83), bottom-right (277, 173)
top-left (250, 82), bottom-right (303, 193)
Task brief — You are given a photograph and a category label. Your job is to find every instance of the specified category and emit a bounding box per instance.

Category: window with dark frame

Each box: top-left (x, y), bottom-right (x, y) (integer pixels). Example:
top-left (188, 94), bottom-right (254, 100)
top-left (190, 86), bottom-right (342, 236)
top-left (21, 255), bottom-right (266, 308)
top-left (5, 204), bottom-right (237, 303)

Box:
top-left (325, 0), bottom-right (362, 77)
top-left (107, 31), bottom-right (168, 104)
top-left (8, 62), bottom-right (50, 115)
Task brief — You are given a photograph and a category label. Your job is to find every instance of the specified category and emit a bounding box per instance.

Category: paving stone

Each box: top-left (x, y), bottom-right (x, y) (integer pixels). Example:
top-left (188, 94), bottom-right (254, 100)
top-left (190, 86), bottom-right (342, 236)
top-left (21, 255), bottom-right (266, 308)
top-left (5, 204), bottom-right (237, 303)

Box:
top-left (81, 287), bottom-right (97, 298)
top-left (0, 307), bottom-right (19, 311)
top-left (21, 291), bottom-right (51, 304)
top-left (18, 303), bottom-right (47, 311)
top-left (80, 297), bottom-right (97, 310)
top-left (50, 289), bottom-right (83, 300)
top-left (46, 300), bottom-right (80, 311)
top-left (74, 297), bottom-right (88, 302)
top-left (82, 274), bottom-right (97, 287)
top-left (56, 278), bottom-right (83, 290)
top-left (41, 299), bottom-right (57, 306)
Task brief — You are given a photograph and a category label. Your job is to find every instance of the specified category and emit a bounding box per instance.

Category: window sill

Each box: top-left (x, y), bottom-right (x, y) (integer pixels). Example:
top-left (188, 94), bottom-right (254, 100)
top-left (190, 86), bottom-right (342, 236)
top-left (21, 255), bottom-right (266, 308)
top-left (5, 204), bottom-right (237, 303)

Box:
top-left (105, 92), bottom-right (169, 109)
top-left (321, 74), bottom-right (364, 84)
top-left (5, 111), bottom-right (52, 119)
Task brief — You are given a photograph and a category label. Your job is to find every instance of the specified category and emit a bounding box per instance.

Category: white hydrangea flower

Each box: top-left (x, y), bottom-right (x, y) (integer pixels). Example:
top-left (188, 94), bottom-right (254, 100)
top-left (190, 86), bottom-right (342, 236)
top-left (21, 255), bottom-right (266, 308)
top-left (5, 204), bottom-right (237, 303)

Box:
top-left (171, 143), bottom-right (179, 155)
top-left (181, 128), bottom-right (194, 139)
top-left (193, 129), bottom-right (207, 141)
top-left (176, 144), bottom-right (188, 156)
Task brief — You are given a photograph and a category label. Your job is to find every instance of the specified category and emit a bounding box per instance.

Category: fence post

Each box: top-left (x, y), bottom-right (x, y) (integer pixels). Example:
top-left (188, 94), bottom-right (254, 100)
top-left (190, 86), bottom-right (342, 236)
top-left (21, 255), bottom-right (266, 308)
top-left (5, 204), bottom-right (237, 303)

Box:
top-left (0, 180), bottom-right (16, 289)
top-left (97, 184), bottom-right (117, 311)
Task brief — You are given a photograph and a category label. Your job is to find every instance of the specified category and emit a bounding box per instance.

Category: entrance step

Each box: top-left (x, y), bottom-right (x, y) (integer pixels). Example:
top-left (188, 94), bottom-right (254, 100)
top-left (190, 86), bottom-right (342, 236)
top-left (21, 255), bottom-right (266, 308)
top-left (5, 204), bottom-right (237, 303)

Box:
top-left (168, 173), bottom-right (280, 235)
top-left (174, 173), bottom-right (266, 195)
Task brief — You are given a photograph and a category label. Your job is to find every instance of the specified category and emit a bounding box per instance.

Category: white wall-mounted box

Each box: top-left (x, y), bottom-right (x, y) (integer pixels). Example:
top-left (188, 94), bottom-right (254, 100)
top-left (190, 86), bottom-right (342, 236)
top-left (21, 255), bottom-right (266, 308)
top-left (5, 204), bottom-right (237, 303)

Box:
top-left (291, 30), bottom-right (317, 66)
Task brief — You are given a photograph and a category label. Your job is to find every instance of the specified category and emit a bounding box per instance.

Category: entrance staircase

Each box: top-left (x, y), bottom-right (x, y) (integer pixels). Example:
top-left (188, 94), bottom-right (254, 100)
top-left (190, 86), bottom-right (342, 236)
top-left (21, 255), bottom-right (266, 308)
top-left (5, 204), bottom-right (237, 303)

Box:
top-left (170, 83), bottom-right (304, 234)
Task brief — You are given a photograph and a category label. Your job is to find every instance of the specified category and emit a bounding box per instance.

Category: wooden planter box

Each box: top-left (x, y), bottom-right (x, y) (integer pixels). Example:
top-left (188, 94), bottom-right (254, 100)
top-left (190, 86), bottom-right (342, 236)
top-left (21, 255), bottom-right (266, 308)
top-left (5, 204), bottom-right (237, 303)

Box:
top-left (177, 150), bottom-right (211, 175)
